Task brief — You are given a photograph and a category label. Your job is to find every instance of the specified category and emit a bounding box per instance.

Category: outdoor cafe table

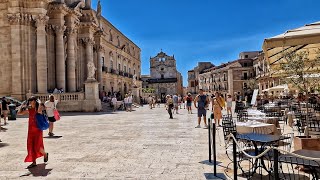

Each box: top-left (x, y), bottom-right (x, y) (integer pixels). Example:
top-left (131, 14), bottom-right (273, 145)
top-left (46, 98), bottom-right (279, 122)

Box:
top-left (236, 133), bottom-right (290, 174)
top-left (236, 121), bottom-right (277, 134)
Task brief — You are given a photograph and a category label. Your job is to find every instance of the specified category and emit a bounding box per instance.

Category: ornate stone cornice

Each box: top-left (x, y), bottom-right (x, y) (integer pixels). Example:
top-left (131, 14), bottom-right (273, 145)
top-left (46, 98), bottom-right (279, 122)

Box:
top-left (48, 3), bottom-right (69, 15)
top-left (81, 37), bottom-right (95, 46)
top-left (53, 25), bottom-right (66, 35)
top-left (34, 14), bottom-right (49, 27)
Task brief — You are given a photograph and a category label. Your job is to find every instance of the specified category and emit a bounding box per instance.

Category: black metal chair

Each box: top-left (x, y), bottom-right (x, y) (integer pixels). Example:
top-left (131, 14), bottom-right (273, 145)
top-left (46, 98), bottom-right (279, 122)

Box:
top-left (278, 155), bottom-right (320, 180)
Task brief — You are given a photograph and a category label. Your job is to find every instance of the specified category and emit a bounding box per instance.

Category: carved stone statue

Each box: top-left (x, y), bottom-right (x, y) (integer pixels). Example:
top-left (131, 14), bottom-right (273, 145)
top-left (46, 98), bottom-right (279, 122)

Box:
top-left (87, 61), bottom-right (96, 80)
top-left (132, 74), bottom-right (137, 87)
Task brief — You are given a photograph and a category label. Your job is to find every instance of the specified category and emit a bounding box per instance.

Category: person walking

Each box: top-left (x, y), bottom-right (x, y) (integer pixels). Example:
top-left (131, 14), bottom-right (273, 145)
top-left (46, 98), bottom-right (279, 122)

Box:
top-left (44, 95), bottom-right (58, 137)
top-left (148, 95), bottom-right (153, 109)
top-left (226, 94), bottom-right (233, 116)
top-left (1, 97), bottom-right (9, 125)
top-left (194, 89), bottom-right (209, 128)
top-left (212, 92), bottom-right (225, 126)
top-left (124, 94), bottom-right (129, 112)
top-left (127, 94), bottom-right (133, 112)
top-left (111, 96), bottom-right (117, 112)
top-left (173, 94), bottom-right (179, 114)
top-left (166, 95), bottom-right (174, 119)
top-left (186, 93), bottom-right (193, 114)
top-left (18, 96), bottom-right (48, 169)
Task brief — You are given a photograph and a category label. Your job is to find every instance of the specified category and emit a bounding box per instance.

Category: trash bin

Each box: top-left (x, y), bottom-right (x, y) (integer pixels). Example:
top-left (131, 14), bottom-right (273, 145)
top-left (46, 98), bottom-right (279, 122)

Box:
top-left (8, 104), bottom-right (16, 120)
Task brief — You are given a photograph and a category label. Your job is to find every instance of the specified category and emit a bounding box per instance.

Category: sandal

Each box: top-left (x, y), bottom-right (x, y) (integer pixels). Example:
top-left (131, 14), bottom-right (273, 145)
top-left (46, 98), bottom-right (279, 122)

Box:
top-left (44, 153), bottom-right (49, 163)
top-left (27, 164), bottom-right (37, 169)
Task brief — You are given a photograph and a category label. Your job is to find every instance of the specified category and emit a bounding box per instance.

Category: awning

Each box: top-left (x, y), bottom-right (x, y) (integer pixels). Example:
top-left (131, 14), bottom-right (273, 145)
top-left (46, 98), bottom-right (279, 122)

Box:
top-left (263, 21), bottom-right (320, 69)
top-left (263, 84), bottom-right (288, 92)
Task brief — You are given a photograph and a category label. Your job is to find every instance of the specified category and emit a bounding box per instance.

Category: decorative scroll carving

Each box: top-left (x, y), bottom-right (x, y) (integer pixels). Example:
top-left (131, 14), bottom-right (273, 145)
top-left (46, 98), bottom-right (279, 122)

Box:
top-left (34, 14), bottom-right (49, 27)
top-left (81, 37), bottom-right (95, 46)
top-left (96, 45), bottom-right (105, 53)
top-left (53, 25), bottom-right (66, 35)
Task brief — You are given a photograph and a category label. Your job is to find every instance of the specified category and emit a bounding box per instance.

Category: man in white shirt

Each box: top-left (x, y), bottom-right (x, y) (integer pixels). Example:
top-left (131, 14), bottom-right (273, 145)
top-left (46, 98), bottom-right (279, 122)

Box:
top-left (111, 96), bottom-right (117, 112)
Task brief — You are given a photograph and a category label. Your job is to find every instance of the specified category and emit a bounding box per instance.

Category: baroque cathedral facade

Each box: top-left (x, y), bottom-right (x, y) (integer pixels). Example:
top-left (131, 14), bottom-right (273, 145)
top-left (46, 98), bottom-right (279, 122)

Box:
top-left (142, 51), bottom-right (183, 102)
top-left (0, 0), bottom-right (141, 100)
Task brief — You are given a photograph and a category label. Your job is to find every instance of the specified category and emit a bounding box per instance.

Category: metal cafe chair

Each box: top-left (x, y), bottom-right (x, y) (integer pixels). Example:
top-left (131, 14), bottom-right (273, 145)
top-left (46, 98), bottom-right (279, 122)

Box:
top-left (278, 155), bottom-right (320, 180)
top-left (237, 111), bottom-right (248, 122)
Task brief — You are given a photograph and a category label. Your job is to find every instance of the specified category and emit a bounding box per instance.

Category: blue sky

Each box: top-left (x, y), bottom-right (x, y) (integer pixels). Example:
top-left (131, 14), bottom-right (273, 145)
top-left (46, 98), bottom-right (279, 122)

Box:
top-left (92, 0), bottom-right (320, 86)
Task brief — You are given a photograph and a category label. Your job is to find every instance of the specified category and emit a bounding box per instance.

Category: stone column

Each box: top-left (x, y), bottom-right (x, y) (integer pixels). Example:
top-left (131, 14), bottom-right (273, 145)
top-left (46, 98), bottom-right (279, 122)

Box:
top-left (54, 25), bottom-right (66, 90)
top-left (82, 38), bottom-right (95, 80)
top-left (7, 14), bottom-right (23, 99)
top-left (97, 45), bottom-right (104, 88)
top-left (35, 14), bottom-right (49, 93)
top-left (66, 27), bottom-right (77, 92)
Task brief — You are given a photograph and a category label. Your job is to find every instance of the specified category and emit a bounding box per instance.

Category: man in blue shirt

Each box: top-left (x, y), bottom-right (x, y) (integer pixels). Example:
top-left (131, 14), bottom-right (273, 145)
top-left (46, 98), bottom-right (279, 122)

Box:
top-left (194, 89), bottom-right (209, 128)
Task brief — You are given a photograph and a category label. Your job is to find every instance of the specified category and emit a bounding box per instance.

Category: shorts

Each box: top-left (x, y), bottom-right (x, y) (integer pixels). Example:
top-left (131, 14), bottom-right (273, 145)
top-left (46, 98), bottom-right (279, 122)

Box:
top-left (48, 116), bottom-right (56, 122)
top-left (187, 102), bottom-right (192, 107)
top-left (198, 108), bottom-right (207, 118)
top-left (2, 110), bottom-right (8, 117)
top-left (128, 103), bottom-right (132, 108)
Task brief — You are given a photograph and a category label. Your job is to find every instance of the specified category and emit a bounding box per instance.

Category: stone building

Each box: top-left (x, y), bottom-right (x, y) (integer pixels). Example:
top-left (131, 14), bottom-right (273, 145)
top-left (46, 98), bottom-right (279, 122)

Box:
top-left (142, 51), bottom-right (183, 102)
top-left (198, 52), bottom-right (259, 99)
top-left (253, 52), bottom-right (280, 93)
top-left (187, 62), bottom-right (214, 94)
top-left (0, 0), bottom-right (141, 101)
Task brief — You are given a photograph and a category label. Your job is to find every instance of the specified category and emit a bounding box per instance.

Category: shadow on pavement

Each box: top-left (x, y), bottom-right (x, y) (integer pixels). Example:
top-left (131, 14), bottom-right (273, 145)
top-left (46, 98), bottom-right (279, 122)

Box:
top-left (20, 163), bottom-right (52, 177)
top-left (204, 173), bottom-right (227, 179)
top-left (44, 136), bottom-right (63, 139)
top-left (0, 143), bottom-right (9, 148)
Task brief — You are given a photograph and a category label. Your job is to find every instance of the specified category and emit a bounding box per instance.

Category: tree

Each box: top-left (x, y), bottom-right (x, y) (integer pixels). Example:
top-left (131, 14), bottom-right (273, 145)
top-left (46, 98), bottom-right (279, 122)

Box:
top-left (278, 50), bottom-right (320, 93)
top-left (277, 49), bottom-right (320, 136)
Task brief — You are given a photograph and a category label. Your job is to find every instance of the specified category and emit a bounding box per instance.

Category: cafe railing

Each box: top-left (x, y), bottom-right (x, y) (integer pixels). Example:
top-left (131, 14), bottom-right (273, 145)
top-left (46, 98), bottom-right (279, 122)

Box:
top-left (220, 133), bottom-right (320, 180)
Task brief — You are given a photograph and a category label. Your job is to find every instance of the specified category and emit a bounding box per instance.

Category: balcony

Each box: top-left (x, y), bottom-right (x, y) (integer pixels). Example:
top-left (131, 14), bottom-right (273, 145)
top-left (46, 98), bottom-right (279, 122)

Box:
top-left (124, 72), bottom-right (129, 77)
top-left (129, 74), bottom-right (133, 78)
top-left (119, 71), bottom-right (124, 76)
top-left (109, 68), bottom-right (117, 74)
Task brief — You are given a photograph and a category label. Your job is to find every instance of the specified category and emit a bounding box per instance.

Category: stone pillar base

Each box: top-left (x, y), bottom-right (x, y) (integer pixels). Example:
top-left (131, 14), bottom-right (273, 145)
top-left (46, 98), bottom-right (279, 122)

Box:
top-left (83, 80), bottom-right (102, 112)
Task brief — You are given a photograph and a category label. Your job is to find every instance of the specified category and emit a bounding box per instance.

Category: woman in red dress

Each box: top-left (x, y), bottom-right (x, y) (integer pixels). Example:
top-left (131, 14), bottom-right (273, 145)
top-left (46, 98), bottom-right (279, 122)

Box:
top-left (18, 97), bottom-right (48, 169)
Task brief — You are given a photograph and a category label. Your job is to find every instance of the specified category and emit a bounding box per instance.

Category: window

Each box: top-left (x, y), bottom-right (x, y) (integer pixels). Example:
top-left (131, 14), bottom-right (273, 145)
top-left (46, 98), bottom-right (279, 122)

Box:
top-left (118, 64), bottom-right (121, 70)
top-left (243, 72), bottom-right (248, 80)
top-left (134, 69), bottom-right (136, 75)
top-left (124, 66), bottom-right (127, 73)
top-left (129, 68), bottom-right (131, 74)
top-left (102, 57), bottom-right (105, 66)
top-left (191, 81), bottom-right (195, 87)
top-left (161, 74), bottom-right (164, 79)
top-left (110, 60), bottom-right (113, 69)
top-left (244, 63), bottom-right (248, 67)
top-left (245, 55), bottom-right (248, 58)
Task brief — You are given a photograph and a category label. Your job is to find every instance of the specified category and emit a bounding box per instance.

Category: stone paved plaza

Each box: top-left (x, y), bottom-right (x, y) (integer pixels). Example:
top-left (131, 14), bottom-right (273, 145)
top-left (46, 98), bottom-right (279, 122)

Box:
top-left (0, 105), bottom-right (229, 180)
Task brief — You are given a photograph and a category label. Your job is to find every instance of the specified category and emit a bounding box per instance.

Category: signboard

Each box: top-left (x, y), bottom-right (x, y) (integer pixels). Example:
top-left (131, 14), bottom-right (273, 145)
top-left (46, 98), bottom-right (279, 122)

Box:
top-left (251, 89), bottom-right (259, 106)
